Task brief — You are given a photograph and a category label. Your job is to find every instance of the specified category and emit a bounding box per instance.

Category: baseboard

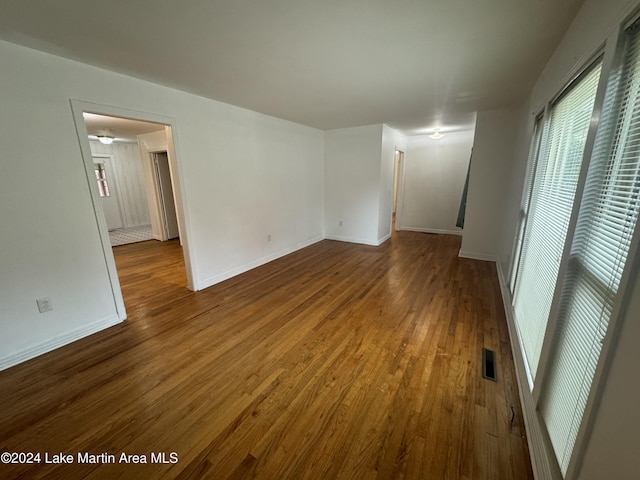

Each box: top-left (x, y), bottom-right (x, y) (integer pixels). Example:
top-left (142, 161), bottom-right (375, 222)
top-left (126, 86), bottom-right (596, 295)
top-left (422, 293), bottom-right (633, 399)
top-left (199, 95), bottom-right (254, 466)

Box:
top-left (495, 262), bottom-right (557, 480)
top-left (400, 226), bottom-right (463, 236)
top-left (377, 232), bottom-right (391, 245)
top-left (324, 235), bottom-right (381, 246)
top-left (458, 250), bottom-right (497, 261)
top-left (198, 235), bottom-right (325, 290)
top-left (0, 314), bottom-right (122, 372)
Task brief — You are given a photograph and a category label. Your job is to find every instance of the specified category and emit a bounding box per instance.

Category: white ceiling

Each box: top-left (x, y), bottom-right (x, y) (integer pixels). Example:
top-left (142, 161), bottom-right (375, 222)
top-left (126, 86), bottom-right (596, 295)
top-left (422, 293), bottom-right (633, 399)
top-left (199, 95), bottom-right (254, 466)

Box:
top-left (83, 113), bottom-right (165, 143)
top-left (0, 0), bottom-right (585, 135)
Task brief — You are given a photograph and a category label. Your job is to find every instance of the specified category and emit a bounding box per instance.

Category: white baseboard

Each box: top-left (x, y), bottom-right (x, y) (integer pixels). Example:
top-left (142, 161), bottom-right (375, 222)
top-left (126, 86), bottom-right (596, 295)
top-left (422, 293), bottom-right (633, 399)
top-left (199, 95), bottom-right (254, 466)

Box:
top-left (324, 235), bottom-right (381, 246)
top-left (198, 235), bottom-right (325, 290)
top-left (495, 262), bottom-right (557, 480)
top-left (377, 232), bottom-right (391, 245)
top-left (400, 226), bottom-right (463, 236)
top-left (0, 314), bottom-right (122, 372)
top-left (458, 250), bottom-right (497, 261)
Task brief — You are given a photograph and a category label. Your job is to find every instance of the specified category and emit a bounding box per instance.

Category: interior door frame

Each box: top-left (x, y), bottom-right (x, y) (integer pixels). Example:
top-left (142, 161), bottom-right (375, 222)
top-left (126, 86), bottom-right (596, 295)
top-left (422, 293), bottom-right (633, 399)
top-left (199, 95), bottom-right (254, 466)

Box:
top-left (393, 148), bottom-right (406, 232)
top-left (70, 100), bottom-right (197, 321)
top-left (151, 151), bottom-right (179, 241)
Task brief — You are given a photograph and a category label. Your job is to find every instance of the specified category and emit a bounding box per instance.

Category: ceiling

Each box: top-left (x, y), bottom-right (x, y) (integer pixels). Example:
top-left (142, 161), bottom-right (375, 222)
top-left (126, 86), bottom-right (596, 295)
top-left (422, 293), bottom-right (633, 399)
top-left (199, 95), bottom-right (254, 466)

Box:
top-left (83, 113), bottom-right (165, 143)
top-left (0, 0), bottom-right (585, 135)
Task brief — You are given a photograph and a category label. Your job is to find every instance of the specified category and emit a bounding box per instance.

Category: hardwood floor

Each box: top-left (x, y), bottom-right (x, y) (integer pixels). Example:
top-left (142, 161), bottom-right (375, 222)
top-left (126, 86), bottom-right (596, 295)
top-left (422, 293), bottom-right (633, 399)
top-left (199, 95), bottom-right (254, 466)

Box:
top-left (0, 232), bottom-right (533, 479)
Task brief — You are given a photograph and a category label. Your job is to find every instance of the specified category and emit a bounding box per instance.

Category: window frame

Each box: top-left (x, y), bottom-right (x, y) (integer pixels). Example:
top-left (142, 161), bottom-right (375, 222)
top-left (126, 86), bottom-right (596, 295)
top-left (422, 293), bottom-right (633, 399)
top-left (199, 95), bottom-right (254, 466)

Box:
top-left (509, 22), bottom-right (640, 478)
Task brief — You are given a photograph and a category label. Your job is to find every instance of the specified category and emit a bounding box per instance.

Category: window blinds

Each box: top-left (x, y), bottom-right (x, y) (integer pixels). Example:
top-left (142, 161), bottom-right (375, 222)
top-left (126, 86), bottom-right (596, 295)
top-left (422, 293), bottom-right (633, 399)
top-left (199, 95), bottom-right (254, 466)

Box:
top-left (540, 24), bottom-right (640, 476)
top-left (513, 63), bottom-right (603, 380)
top-left (509, 114), bottom-right (544, 295)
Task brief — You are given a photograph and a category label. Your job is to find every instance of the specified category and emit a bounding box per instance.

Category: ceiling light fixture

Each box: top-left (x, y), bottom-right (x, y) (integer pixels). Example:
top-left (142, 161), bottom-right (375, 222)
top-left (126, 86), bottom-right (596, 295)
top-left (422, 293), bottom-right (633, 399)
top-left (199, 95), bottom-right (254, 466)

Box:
top-left (428, 129), bottom-right (445, 140)
top-left (97, 135), bottom-right (114, 145)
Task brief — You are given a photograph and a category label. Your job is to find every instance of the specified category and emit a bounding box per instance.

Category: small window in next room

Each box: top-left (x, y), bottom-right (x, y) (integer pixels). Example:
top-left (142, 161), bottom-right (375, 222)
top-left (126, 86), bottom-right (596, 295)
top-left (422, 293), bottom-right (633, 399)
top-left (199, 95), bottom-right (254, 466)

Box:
top-left (94, 163), bottom-right (110, 197)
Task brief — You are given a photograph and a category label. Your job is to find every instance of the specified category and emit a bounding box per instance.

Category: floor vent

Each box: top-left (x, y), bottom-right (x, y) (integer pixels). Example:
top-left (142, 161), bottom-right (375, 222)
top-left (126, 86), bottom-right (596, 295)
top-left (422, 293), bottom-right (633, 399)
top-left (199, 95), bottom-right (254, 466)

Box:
top-left (482, 348), bottom-right (497, 382)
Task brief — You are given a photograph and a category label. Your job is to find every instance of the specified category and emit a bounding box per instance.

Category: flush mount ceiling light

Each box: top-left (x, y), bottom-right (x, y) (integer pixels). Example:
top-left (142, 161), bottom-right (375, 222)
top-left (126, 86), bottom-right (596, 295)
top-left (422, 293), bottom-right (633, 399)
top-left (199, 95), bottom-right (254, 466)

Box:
top-left (97, 135), bottom-right (114, 145)
top-left (428, 129), bottom-right (445, 140)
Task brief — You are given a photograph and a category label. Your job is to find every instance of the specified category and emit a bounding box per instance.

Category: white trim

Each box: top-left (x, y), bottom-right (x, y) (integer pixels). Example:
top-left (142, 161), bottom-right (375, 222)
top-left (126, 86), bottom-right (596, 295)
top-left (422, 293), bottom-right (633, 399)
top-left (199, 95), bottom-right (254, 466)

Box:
top-left (70, 103), bottom-right (127, 320)
top-left (394, 149), bottom-right (407, 232)
top-left (457, 250), bottom-right (497, 261)
top-left (534, 46), bottom-right (614, 404)
top-left (137, 135), bottom-right (169, 243)
top-left (324, 235), bottom-right (381, 246)
top-left (496, 262), bottom-right (561, 480)
top-left (0, 315), bottom-right (122, 372)
top-left (199, 236), bottom-right (324, 290)
top-left (391, 146), bottom-right (407, 232)
top-left (402, 226), bottom-right (463, 236)
top-left (70, 100), bottom-right (198, 297)
top-left (377, 232), bottom-right (392, 244)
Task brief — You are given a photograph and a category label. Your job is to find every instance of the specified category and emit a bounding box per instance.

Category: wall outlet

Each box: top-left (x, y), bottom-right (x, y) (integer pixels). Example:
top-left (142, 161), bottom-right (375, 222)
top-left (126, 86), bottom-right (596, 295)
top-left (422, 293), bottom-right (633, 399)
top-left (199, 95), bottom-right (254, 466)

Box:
top-left (267, 234), bottom-right (272, 242)
top-left (36, 297), bottom-right (53, 313)
top-left (339, 220), bottom-right (343, 227)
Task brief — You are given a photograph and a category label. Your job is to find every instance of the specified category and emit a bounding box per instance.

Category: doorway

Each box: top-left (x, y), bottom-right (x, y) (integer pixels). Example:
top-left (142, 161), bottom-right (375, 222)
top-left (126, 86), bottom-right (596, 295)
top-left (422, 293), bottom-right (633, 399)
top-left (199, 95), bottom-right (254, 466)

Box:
top-left (393, 149), bottom-right (405, 231)
top-left (152, 152), bottom-right (180, 240)
top-left (71, 100), bottom-right (195, 321)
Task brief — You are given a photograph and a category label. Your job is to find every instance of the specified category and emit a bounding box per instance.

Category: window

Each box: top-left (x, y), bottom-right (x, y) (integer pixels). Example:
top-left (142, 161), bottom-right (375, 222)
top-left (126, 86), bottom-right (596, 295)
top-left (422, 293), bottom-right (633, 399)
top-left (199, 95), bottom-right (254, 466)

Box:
top-left (513, 61), bottom-right (603, 381)
top-left (509, 113), bottom-right (544, 295)
top-left (539, 22), bottom-right (640, 475)
top-left (512, 18), bottom-right (640, 478)
top-left (95, 163), bottom-right (110, 197)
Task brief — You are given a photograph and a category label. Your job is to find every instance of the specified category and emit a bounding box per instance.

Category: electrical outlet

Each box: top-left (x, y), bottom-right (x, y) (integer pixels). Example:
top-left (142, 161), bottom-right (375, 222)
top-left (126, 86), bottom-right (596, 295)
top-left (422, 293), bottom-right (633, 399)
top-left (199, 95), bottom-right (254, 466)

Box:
top-left (36, 297), bottom-right (53, 313)
top-left (339, 220), bottom-right (343, 227)
top-left (267, 234), bottom-right (272, 242)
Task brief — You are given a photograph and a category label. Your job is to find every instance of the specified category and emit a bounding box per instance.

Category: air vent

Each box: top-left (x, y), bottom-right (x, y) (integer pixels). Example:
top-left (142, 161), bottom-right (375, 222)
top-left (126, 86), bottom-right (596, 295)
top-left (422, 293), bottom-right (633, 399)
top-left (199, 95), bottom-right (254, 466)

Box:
top-left (482, 348), bottom-right (497, 382)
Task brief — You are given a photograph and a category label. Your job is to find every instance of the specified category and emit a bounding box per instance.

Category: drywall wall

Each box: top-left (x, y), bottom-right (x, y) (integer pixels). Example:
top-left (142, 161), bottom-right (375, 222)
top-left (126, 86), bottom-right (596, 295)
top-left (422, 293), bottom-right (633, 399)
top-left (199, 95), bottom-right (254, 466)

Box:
top-left (378, 125), bottom-right (407, 242)
top-left (89, 141), bottom-right (151, 228)
top-left (494, 101), bottom-right (535, 276)
top-left (460, 108), bottom-right (519, 260)
top-left (324, 124), bottom-right (383, 245)
top-left (400, 131), bottom-right (474, 235)
top-left (0, 39), bottom-right (324, 369)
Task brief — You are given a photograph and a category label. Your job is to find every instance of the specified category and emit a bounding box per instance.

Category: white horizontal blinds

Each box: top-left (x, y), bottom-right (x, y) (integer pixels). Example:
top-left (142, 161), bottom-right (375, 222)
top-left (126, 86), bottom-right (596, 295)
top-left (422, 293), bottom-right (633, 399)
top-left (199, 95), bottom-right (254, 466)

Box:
top-left (513, 63), bottom-right (603, 381)
top-left (540, 24), bottom-right (640, 476)
top-left (509, 115), bottom-right (544, 294)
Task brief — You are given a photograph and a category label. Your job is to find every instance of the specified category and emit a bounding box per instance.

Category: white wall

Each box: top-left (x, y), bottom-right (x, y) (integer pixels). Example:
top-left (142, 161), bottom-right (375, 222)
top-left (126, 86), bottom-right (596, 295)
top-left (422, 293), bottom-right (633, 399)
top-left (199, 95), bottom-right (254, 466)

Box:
top-left (495, 101), bottom-right (534, 275)
top-left (460, 107), bottom-right (520, 260)
top-left (400, 131), bottom-right (474, 235)
top-left (378, 125), bottom-right (407, 242)
top-left (0, 39), bottom-right (324, 369)
top-left (90, 140), bottom-right (151, 228)
top-left (324, 124), bottom-right (383, 245)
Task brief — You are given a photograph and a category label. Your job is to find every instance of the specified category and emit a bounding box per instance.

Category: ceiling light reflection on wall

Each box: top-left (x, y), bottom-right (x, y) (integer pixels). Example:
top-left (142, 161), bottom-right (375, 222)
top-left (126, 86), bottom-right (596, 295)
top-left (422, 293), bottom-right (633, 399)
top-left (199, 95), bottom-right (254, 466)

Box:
top-left (428, 129), bottom-right (445, 140)
top-left (97, 135), bottom-right (115, 145)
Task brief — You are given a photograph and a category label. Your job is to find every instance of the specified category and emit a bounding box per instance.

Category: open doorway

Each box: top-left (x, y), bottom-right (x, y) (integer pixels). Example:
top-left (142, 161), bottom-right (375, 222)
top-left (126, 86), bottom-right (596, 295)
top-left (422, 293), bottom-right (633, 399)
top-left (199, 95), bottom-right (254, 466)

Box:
top-left (71, 100), bottom-right (195, 321)
top-left (151, 152), bottom-right (180, 241)
top-left (393, 149), bottom-right (405, 232)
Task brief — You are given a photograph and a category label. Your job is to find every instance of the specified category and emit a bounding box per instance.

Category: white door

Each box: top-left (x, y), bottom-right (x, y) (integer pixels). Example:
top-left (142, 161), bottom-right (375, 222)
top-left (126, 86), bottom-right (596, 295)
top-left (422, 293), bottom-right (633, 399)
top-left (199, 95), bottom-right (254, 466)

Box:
top-left (153, 152), bottom-right (179, 240)
top-left (93, 158), bottom-right (123, 230)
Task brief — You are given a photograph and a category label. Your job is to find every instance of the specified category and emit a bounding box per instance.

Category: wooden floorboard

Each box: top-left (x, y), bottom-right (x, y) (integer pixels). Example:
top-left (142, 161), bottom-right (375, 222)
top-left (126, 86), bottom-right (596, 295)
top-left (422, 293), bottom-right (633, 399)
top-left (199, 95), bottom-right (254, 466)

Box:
top-left (0, 232), bottom-right (533, 479)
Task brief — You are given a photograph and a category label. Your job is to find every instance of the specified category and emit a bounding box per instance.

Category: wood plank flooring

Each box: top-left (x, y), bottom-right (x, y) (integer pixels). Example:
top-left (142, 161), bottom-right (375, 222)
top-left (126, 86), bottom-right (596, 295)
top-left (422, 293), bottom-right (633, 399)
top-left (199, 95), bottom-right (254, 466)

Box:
top-left (0, 232), bottom-right (533, 479)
